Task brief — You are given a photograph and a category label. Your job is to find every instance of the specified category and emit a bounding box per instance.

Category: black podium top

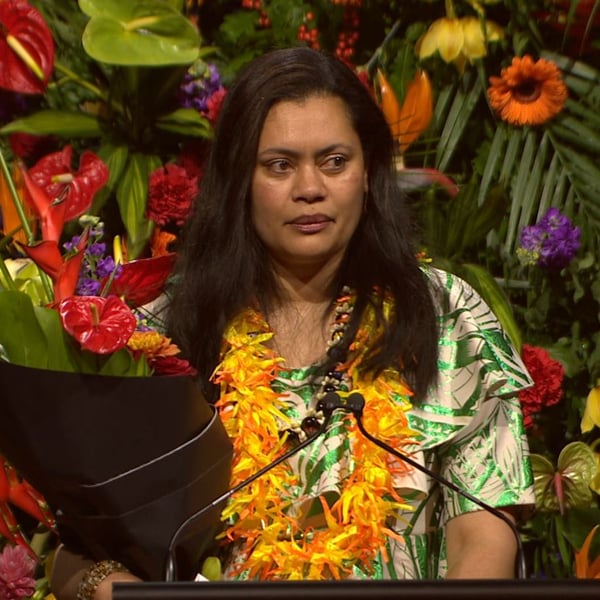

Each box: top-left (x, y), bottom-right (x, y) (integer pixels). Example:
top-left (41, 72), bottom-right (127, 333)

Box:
top-left (113, 578), bottom-right (600, 600)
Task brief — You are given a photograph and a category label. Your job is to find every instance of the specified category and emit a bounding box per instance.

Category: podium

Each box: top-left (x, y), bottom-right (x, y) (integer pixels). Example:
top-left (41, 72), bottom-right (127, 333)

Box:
top-left (113, 579), bottom-right (600, 599)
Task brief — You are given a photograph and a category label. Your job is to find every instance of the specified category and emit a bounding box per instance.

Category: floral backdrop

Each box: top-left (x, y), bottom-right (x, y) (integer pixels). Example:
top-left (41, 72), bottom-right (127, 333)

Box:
top-left (1, 0), bottom-right (600, 596)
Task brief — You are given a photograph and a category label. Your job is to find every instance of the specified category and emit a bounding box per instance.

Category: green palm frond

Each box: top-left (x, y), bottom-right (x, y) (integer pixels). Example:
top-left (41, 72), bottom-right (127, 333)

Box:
top-left (429, 52), bottom-right (600, 260)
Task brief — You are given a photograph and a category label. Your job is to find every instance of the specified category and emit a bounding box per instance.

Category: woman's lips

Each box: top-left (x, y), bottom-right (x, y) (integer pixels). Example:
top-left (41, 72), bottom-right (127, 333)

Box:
top-left (288, 214), bottom-right (332, 233)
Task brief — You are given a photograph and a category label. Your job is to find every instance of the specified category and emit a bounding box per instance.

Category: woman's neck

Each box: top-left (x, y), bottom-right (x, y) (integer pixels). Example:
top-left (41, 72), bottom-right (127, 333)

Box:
top-left (264, 262), bottom-right (340, 368)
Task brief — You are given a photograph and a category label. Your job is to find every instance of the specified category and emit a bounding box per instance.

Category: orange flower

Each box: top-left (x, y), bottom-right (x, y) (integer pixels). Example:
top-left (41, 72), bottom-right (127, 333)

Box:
top-left (575, 525), bottom-right (600, 578)
top-left (487, 55), bottom-right (568, 126)
top-left (376, 69), bottom-right (433, 154)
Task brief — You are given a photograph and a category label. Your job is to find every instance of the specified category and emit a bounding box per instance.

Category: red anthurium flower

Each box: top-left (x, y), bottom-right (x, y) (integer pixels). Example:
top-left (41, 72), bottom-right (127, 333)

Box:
top-left (103, 253), bottom-right (177, 308)
top-left (59, 295), bottom-right (137, 354)
top-left (0, 0), bottom-right (55, 94)
top-left (21, 231), bottom-right (88, 302)
top-left (29, 145), bottom-right (109, 223)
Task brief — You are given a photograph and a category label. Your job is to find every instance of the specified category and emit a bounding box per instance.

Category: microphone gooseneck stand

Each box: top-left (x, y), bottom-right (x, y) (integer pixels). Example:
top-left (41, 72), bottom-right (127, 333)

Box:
top-left (165, 390), bottom-right (526, 581)
top-left (163, 393), bottom-right (342, 581)
top-left (338, 391), bottom-right (527, 580)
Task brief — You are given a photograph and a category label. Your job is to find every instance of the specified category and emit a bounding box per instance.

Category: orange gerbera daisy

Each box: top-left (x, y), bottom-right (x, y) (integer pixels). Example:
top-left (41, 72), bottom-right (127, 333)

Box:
top-left (487, 55), bottom-right (568, 126)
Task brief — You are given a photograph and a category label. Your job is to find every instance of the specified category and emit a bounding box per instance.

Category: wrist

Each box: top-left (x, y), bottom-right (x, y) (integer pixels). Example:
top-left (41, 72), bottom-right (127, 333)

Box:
top-left (76, 560), bottom-right (131, 600)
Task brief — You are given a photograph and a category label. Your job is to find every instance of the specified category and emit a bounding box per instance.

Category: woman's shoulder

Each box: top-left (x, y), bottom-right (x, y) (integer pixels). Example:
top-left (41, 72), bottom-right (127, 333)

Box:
top-left (408, 266), bottom-right (532, 445)
top-left (421, 266), bottom-right (486, 314)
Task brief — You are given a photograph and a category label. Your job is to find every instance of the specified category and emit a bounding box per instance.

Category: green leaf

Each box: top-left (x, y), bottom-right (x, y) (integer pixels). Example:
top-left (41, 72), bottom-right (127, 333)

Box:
top-left (99, 347), bottom-right (151, 376)
top-left (503, 128), bottom-right (541, 254)
top-left (563, 508), bottom-right (600, 552)
top-left (0, 110), bottom-right (102, 137)
top-left (33, 305), bottom-right (82, 371)
top-left (443, 182), bottom-right (479, 257)
top-left (0, 291), bottom-right (48, 367)
top-left (92, 143), bottom-right (130, 214)
top-left (477, 126), bottom-right (506, 205)
top-left (435, 77), bottom-right (482, 172)
top-left (156, 108), bottom-right (213, 137)
top-left (471, 185), bottom-right (509, 242)
top-left (79, 0), bottom-right (200, 66)
top-left (116, 152), bottom-right (161, 258)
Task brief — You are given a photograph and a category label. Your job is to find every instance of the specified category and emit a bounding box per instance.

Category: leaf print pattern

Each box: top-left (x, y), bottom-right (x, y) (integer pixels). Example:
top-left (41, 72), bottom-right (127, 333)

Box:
top-left (227, 269), bottom-right (535, 580)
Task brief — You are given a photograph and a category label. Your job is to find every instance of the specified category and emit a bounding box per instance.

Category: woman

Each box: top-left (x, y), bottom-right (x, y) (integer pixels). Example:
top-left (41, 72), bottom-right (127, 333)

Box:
top-left (52, 47), bottom-right (534, 598)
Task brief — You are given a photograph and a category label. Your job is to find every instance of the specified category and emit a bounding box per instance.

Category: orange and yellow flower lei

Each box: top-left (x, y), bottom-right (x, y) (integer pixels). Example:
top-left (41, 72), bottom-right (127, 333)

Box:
top-left (211, 291), bottom-right (419, 580)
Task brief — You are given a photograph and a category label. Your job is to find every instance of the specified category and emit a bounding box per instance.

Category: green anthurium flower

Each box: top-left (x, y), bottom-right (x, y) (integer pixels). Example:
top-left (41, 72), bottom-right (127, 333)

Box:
top-left (530, 441), bottom-right (597, 514)
top-left (79, 0), bottom-right (200, 66)
top-left (589, 440), bottom-right (600, 496)
top-left (1, 259), bottom-right (46, 306)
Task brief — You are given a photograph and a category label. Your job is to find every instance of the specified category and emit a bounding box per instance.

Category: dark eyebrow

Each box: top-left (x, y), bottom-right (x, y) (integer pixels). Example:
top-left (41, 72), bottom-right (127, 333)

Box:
top-left (256, 143), bottom-right (355, 160)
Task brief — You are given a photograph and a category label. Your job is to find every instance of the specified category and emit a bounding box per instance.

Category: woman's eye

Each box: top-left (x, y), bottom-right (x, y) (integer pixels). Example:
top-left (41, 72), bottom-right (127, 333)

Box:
top-left (322, 155), bottom-right (347, 171)
top-left (268, 159), bottom-right (291, 173)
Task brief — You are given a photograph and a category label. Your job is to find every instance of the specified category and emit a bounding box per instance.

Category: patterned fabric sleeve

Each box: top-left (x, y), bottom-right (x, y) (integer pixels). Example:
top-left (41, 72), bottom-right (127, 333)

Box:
top-left (417, 268), bottom-right (535, 523)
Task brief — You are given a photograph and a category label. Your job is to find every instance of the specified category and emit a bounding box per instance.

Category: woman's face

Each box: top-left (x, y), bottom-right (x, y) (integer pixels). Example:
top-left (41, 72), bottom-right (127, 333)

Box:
top-left (251, 94), bottom-right (367, 274)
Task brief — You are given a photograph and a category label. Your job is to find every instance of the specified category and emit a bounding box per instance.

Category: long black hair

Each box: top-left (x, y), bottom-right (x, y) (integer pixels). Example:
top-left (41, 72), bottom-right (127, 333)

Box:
top-left (167, 46), bottom-right (439, 402)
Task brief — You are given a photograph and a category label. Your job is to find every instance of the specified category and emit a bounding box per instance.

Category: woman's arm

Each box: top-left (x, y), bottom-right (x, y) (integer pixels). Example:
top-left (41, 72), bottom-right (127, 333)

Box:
top-left (445, 509), bottom-right (518, 578)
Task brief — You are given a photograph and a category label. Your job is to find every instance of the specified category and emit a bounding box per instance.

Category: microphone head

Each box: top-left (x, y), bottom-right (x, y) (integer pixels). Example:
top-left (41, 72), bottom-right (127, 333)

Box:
top-left (317, 392), bottom-right (343, 415)
top-left (346, 393), bottom-right (365, 415)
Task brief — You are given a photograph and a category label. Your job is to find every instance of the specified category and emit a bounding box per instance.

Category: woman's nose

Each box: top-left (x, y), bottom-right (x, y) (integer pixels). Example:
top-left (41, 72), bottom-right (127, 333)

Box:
top-left (292, 165), bottom-right (325, 203)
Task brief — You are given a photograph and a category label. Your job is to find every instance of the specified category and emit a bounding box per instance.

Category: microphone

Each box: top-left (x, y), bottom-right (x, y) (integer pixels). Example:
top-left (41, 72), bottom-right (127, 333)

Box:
top-left (340, 391), bottom-right (527, 580)
top-left (163, 392), bottom-right (342, 581)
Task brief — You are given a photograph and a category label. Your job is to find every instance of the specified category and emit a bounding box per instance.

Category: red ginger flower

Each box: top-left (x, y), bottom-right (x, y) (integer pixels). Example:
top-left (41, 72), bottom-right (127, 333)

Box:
top-left (0, 544), bottom-right (36, 600)
top-left (518, 344), bottom-right (565, 428)
top-left (146, 163), bottom-right (197, 226)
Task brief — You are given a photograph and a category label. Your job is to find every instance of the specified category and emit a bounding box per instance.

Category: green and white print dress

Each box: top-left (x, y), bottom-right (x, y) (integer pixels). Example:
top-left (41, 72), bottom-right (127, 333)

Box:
top-left (230, 268), bottom-right (535, 580)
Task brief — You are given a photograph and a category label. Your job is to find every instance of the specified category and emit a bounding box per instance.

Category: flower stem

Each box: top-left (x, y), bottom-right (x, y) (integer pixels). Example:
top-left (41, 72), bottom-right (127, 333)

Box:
top-left (364, 20), bottom-right (402, 74)
top-left (445, 0), bottom-right (456, 19)
top-left (53, 60), bottom-right (106, 100)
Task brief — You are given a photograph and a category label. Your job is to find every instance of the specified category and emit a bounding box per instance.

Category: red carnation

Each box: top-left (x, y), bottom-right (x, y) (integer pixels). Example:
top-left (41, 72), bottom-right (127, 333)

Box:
top-left (0, 544), bottom-right (36, 600)
top-left (146, 163), bottom-right (198, 226)
top-left (150, 355), bottom-right (198, 377)
top-left (518, 344), bottom-right (565, 429)
top-left (205, 87), bottom-right (227, 124)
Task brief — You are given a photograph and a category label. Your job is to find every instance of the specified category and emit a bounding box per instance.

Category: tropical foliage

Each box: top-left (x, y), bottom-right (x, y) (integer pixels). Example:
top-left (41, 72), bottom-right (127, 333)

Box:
top-left (0, 0), bottom-right (599, 595)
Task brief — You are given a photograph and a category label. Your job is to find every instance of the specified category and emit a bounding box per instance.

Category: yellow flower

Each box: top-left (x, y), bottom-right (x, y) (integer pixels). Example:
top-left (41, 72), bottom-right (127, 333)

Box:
top-left (581, 383), bottom-right (600, 433)
top-left (417, 16), bottom-right (504, 72)
top-left (126, 330), bottom-right (179, 357)
top-left (487, 55), bottom-right (568, 126)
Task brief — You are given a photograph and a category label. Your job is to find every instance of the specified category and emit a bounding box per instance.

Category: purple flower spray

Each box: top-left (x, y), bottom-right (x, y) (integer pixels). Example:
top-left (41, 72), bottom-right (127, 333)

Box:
top-left (517, 207), bottom-right (581, 269)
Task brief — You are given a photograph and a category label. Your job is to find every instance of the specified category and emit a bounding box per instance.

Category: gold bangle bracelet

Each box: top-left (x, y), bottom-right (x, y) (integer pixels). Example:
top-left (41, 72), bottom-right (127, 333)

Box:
top-left (76, 559), bottom-right (130, 600)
